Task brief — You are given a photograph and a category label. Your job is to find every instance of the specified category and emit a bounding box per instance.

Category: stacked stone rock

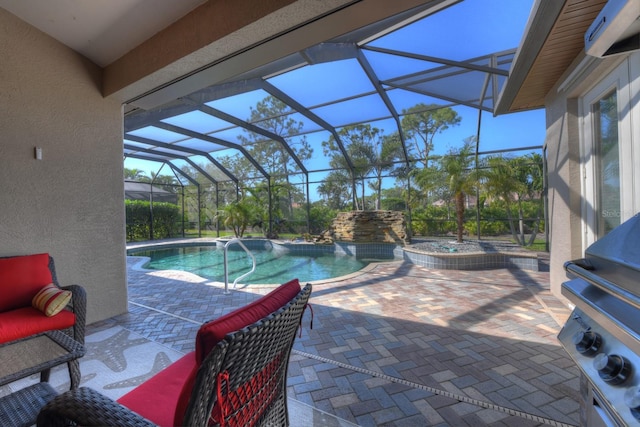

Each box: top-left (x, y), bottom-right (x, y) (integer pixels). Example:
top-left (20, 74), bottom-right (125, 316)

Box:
top-left (315, 210), bottom-right (408, 245)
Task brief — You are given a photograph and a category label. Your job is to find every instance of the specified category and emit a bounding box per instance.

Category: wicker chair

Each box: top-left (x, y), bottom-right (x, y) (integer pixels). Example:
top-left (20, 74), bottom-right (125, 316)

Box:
top-left (0, 254), bottom-right (87, 386)
top-left (47, 255), bottom-right (87, 346)
top-left (37, 281), bottom-right (312, 427)
top-left (36, 256), bottom-right (87, 389)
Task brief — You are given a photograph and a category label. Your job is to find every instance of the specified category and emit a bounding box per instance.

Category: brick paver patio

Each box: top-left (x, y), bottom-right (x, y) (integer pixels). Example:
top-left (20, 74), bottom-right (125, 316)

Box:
top-left (92, 251), bottom-right (580, 426)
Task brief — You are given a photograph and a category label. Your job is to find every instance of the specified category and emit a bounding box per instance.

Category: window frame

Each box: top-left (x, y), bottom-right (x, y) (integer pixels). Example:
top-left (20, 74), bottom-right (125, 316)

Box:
top-left (579, 57), bottom-right (635, 251)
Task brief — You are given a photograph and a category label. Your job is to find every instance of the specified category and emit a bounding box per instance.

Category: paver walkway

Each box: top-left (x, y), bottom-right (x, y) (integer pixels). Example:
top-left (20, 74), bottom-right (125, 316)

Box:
top-left (93, 253), bottom-right (579, 426)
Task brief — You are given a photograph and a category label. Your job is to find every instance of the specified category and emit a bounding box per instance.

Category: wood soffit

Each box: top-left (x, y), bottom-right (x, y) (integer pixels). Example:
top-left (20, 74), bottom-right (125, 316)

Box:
top-left (509, 0), bottom-right (607, 112)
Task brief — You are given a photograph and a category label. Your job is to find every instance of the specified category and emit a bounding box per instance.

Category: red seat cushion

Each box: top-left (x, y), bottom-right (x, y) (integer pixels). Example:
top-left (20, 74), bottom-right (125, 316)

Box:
top-left (0, 307), bottom-right (76, 344)
top-left (117, 352), bottom-right (197, 427)
top-left (0, 253), bottom-right (53, 312)
top-left (117, 280), bottom-right (302, 427)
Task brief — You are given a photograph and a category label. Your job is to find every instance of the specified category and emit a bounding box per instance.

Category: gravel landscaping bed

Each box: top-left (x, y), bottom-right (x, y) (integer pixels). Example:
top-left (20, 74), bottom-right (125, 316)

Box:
top-left (409, 238), bottom-right (525, 254)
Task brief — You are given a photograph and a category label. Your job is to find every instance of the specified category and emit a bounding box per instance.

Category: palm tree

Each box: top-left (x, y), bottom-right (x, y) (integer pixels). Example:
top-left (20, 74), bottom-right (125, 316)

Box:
top-left (483, 154), bottom-right (544, 246)
top-left (410, 155), bottom-right (446, 211)
top-left (439, 140), bottom-right (478, 243)
top-left (124, 168), bottom-right (147, 180)
top-left (215, 199), bottom-right (255, 237)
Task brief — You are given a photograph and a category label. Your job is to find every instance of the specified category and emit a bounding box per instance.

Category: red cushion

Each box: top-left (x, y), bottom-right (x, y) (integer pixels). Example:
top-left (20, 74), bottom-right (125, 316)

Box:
top-left (117, 352), bottom-right (197, 427)
top-left (195, 278), bottom-right (301, 363)
top-left (173, 279), bottom-right (301, 426)
top-left (0, 307), bottom-right (76, 344)
top-left (172, 362), bottom-right (198, 426)
top-left (0, 253), bottom-right (53, 312)
top-left (32, 283), bottom-right (72, 316)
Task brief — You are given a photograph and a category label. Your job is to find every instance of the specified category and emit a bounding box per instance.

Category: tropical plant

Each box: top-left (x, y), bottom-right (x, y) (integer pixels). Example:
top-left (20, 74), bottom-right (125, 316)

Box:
top-left (307, 202), bottom-right (337, 234)
top-left (437, 140), bottom-right (479, 243)
top-left (411, 206), bottom-right (457, 236)
top-left (321, 124), bottom-right (405, 210)
top-left (398, 107), bottom-right (458, 208)
top-left (124, 168), bottom-right (148, 180)
top-left (243, 180), bottom-right (292, 238)
top-left (482, 153), bottom-right (544, 246)
top-left (410, 156), bottom-right (448, 209)
top-left (215, 199), bottom-right (255, 237)
top-left (150, 172), bottom-right (179, 191)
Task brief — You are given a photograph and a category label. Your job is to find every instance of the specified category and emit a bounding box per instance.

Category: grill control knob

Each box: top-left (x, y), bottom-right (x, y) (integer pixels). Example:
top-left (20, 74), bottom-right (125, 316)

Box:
top-left (594, 353), bottom-right (632, 385)
top-left (572, 331), bottom-right (602, 356)
top-left (624, 386), bottom-right (640, 420)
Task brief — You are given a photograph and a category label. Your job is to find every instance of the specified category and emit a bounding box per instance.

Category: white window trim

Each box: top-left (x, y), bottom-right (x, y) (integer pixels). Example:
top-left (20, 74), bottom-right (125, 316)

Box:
top-left (579, 55), bottom-right (637, 251)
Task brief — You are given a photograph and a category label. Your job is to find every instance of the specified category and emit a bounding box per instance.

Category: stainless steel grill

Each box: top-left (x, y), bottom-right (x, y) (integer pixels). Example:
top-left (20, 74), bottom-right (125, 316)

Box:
top-left (558, 215), bottom-right (640, 426)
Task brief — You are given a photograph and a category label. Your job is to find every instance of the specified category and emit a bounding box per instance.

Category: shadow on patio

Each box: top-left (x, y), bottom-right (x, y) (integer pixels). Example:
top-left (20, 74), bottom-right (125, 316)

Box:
top-left (5, 255), bottom-right (579, 426)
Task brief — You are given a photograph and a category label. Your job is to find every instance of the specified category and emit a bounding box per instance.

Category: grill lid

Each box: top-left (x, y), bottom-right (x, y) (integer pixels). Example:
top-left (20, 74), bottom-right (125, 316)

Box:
top-left (586, 214), bottom-right (640, 269)
top-left (564, 214), bottom-right (640, 313)
top-left (582, 215), bottom-right (640, 294)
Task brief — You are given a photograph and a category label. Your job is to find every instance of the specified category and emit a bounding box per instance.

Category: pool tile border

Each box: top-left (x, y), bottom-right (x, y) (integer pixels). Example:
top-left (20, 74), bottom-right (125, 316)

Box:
top-left (127, 238), bottom-right (539, 273)
top-left (402, 246), bottom-right (539, 271)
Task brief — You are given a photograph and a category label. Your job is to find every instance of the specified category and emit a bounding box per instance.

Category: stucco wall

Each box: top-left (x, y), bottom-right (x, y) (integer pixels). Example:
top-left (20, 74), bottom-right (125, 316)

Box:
top-left (544, 94), bottom-right (583, 298)
top-left (543, 53), bottom-right (629, 300)
top-left (0, 9), bottom-right (127, 323)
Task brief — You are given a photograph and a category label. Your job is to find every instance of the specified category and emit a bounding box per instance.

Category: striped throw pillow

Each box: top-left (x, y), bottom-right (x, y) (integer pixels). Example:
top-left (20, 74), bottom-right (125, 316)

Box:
top-left (32, 283), bottom-right (72, 317)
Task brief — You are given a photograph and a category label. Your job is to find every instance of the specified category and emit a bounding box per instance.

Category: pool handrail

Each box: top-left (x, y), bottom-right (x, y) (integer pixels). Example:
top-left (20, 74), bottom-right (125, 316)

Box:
top-left (223, 238), bottom-right (257, 293)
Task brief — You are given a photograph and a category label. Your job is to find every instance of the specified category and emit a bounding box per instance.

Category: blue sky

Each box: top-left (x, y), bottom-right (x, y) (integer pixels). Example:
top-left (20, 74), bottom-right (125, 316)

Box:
top-left (125, 0), bottom-right (543, 194)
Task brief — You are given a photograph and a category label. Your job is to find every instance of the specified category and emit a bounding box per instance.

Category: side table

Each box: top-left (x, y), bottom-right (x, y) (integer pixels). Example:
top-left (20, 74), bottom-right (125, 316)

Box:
top-left (0, 331), bottom-right (85, 427)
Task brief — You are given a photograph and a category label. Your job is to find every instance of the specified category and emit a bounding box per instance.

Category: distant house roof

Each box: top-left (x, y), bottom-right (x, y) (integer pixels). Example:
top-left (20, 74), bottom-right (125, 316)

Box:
top-left (124, 181), bottom-right (178, 204)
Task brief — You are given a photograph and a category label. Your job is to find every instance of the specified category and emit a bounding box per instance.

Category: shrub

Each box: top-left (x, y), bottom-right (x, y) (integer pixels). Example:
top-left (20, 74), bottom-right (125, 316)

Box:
top-left (125, 200), bottom-right (180, 241)
top-left (381, 197), bottom-right (406, 211)
top-left (463, 220), bottom-right (508, 236)
top-left (411, 206), bottom-right (457, 236)
top-left (308, 204), bottom-right (337, 234)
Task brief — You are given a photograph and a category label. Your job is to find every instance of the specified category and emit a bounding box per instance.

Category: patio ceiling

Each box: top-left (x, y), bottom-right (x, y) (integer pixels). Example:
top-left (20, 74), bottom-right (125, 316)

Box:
top-left (122, 0), bottom-right (524, 186)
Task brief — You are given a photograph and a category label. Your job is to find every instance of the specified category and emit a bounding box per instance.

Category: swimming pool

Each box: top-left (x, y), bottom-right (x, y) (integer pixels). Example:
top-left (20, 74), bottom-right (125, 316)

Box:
top-left (128, 244), bottom-right (371, 284)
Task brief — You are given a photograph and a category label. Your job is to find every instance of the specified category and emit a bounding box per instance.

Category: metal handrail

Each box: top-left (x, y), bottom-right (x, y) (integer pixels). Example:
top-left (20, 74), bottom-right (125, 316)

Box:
top-left (223, 238), bottom-right (256, 294)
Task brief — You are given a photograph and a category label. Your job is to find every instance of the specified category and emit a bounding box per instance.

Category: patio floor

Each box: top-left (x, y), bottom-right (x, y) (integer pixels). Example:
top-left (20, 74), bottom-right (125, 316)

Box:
top-left (89, 250), bottom-right (579, 426)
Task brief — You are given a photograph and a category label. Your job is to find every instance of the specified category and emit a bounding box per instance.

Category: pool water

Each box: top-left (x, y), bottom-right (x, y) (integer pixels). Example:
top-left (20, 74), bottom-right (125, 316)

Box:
top-left (130, 245), bottom-right (368, 284)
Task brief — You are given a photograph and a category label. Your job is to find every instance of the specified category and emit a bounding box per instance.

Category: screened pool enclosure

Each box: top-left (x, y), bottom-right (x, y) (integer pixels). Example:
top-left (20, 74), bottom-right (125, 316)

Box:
top-left (123, 0), bottom-right (546, 246)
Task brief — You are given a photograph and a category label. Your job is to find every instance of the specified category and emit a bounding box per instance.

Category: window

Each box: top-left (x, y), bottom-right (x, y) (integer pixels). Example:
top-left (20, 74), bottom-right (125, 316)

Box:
top-left (593, 89), bottom-right (620, 238)
top-left (580, 55), bottom-right (638, 249)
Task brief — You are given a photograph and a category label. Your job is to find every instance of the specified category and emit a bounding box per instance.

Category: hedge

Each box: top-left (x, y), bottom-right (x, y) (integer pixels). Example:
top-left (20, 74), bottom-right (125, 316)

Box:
top-left (125, 200), bottom-right (180, 241)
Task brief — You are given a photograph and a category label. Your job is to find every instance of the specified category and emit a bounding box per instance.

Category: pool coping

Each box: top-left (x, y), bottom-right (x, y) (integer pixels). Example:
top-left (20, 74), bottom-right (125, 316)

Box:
top-left (127, 238), bottom-right (403, 260)
top-left (127, 237), bottom-right (540, 275)
top-left (126, 239), bottom-right (401, 287)
top-left (403, 245), bottom-right (539, 272)
top-left (127, 255), bottom-right (398, 288)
